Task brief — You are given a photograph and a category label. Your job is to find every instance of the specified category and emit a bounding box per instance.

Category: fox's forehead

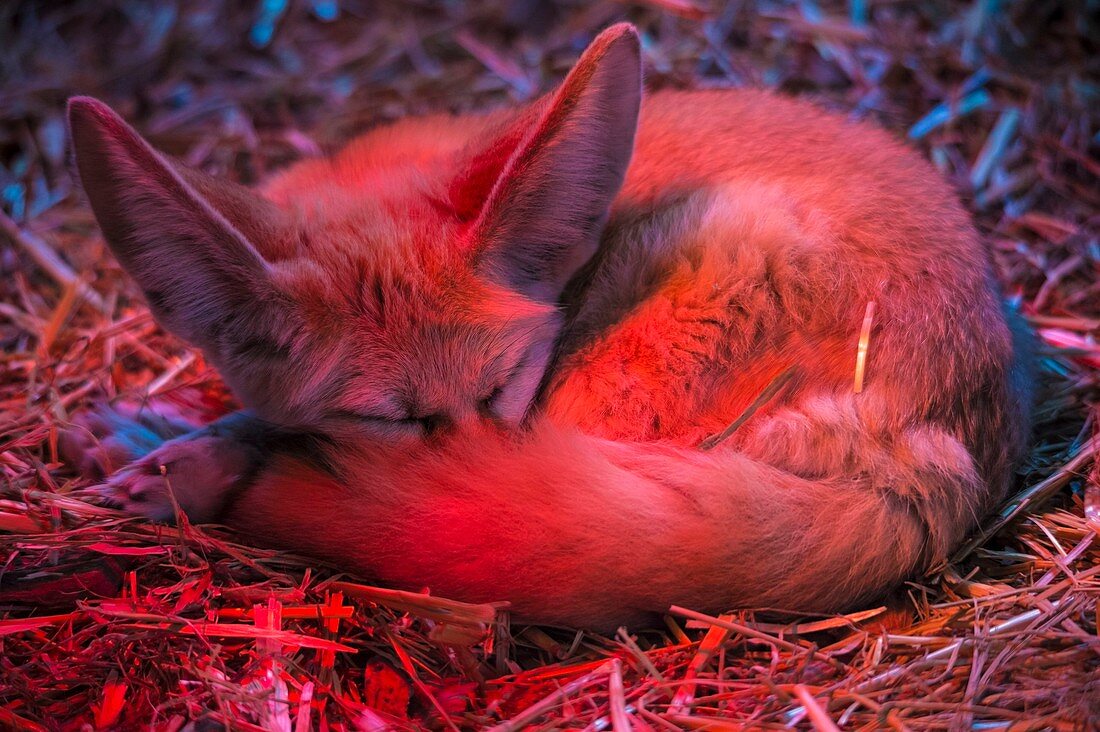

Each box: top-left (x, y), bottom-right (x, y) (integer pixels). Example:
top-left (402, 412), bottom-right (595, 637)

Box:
top-left (343, 261), bottom-right (554, 337)
top-left (266, 202), bottom-right (553, 330)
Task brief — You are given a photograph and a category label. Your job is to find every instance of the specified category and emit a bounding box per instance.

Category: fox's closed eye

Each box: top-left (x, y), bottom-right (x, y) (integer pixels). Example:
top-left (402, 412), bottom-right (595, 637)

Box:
top-left (326, 410), bottom-right (428, 434)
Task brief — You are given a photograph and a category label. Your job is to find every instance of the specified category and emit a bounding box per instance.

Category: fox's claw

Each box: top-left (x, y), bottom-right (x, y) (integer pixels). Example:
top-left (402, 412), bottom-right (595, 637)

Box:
top-left (88, 434), bottom-right (253, 524)
top-left (91, 468), bottom-right (178, 523)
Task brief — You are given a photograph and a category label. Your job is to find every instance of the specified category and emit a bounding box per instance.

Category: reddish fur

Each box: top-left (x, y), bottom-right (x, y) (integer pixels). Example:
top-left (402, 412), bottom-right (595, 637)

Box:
top-left (69, 25), bottom-right (1033, 628)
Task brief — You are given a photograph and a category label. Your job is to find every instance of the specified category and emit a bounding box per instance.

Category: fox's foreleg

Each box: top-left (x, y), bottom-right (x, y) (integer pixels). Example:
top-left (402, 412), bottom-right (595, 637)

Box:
top-left (59, 400), bottom-right (205, 479)
top-left (74, 410), bottom-right (291, 523)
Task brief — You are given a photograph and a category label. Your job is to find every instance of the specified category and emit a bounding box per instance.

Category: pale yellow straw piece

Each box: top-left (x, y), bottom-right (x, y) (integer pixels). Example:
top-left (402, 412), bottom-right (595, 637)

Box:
top-left (854, 301), bottom-right (876, 393)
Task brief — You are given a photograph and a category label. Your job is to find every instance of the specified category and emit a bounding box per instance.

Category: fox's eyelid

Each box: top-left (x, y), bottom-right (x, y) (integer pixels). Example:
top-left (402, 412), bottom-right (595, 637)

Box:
top-left (326, 409), bottom-right (418, 426)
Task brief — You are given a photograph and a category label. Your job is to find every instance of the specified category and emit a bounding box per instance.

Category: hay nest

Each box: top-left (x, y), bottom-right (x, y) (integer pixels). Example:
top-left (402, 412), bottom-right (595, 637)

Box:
top-left (1, 1), bottom-right (1097, 729)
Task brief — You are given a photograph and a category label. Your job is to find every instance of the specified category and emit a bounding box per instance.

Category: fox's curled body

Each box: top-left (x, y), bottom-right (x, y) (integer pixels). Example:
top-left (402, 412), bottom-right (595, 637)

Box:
top-left (68, 25), bottom-right (1033, 628)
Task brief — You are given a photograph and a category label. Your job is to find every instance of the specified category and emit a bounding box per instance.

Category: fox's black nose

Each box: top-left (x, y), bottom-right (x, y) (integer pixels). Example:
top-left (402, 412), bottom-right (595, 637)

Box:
top-left (417, 412), bottom-right (456, 436)
top-left (418, 407), bottom-right (479, 436)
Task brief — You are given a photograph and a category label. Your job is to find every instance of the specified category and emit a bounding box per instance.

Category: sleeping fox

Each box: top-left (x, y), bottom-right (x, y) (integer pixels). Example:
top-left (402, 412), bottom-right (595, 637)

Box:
top-left (65, 24), bottom-right (1034, 628)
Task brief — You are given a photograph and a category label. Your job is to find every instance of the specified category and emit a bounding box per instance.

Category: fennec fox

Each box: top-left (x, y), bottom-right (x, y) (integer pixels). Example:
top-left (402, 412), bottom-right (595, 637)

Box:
top-left (66, 24), bottom-right (1033, 628)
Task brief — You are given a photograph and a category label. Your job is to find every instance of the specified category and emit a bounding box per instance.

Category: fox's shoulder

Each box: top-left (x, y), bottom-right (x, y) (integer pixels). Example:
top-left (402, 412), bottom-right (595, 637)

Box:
top-left (262, 107), bottom-right (516, 205)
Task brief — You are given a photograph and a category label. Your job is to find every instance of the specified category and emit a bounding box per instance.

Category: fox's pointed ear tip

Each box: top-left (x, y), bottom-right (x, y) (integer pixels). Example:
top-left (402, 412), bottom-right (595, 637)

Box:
top-left (588, 24), bottom-right (641, 67)
top-left (66, 96), bottom-right (117, 128)
top-left (67, 96), bottom-right (98, 115)
top-left (598, 22), bottom-right (641, 46)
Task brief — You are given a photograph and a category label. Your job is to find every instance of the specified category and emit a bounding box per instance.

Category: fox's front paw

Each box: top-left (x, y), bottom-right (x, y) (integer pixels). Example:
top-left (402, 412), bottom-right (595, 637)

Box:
top-left (93, 435), bottom-right (251, 523)
top-left (60, 401), bottom-right (203, 479)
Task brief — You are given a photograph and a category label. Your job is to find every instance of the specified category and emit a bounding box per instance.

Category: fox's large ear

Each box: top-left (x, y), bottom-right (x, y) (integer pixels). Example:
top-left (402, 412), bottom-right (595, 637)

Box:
top-left (68, 97), bottom-right (288, 353)
top-left (468, 24), bottom-right (641, 304)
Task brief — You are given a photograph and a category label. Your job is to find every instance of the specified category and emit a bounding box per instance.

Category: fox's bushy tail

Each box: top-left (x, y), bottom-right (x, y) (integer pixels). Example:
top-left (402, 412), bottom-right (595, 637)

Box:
top-left (225, 421), bottom-right (979, 629)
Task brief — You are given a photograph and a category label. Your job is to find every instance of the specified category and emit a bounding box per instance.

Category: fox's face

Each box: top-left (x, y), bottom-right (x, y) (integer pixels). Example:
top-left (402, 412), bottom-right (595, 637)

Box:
top-left (220, 209), bottom-right (565, 436)
top-left (68, 25), bottom-right (641, 438)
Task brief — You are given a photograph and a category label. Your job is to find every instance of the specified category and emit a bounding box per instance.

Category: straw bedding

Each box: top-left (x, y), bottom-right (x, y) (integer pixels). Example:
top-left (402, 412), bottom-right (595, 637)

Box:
top-left (1, 1), bottom-right (1097, 728)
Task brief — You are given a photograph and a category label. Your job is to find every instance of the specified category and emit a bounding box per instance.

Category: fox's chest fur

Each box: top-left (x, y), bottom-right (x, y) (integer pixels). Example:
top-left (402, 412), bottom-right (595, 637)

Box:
top-left (70, 24), bottom-right (1034, 627)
